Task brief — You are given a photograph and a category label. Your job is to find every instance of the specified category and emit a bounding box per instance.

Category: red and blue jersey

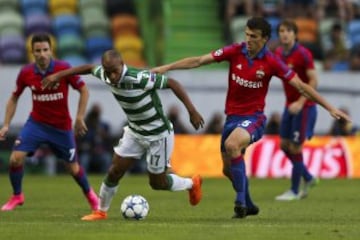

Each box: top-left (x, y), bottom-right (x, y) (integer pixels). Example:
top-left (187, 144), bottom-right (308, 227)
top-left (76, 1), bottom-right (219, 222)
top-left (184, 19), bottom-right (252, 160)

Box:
top-left (274, 43), bottom-right (316, 106)
top-left (212, 42), bottom-right (295, 115)
top-left (12, 59), bottom-right (85, 130)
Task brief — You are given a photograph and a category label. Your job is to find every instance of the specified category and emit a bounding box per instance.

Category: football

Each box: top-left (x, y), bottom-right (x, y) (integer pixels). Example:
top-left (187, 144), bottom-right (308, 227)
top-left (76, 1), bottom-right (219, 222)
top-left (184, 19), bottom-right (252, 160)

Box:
top-left (120, 194), bottom-right (149, 220)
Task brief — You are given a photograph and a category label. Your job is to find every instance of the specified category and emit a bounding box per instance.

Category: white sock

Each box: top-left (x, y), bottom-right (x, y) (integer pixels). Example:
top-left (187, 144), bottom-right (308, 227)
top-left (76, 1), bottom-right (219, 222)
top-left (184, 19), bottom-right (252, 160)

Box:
top-left (168, 174), bottom-right (193, 191)
top-left (99, 182), bottom-right (118, 212)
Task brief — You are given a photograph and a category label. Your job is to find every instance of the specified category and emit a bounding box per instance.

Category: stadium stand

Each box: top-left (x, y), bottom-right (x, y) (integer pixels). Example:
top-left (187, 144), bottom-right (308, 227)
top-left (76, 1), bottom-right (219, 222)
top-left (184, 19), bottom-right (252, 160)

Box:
top-left (80, 6), bottom-right (110, 38)
top-left (20, 0), bottom-right (48, 17)
top-left (0, 34), bottom-right (26, 63)
top-left (48, 0), bottom-right (77, 16)
top-left (24, 14), bottom-right (52, 36)
top-left (0, 0), bottom-right (358, 71)
top-left (0, 10), bottom-right (24, 36)
top-left (0, 0), bottom-right (18, 11)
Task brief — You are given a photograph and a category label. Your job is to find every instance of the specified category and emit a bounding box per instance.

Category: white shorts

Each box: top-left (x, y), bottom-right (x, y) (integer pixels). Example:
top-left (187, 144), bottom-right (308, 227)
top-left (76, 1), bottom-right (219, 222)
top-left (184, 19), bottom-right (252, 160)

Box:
top-left (114, 128), bottom-right (174, 174)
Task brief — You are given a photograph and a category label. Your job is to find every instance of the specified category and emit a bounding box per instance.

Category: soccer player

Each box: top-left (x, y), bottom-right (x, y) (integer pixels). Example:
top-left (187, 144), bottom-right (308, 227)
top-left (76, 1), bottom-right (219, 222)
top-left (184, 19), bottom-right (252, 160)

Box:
top-left (0, 33), bottom-right (98, 211)
top-left (151, 17), bottom-right (351, 218)
top-left (41, 49), bottom-right (205, 221)
top-left (274, 19), bottom-right (319, 201)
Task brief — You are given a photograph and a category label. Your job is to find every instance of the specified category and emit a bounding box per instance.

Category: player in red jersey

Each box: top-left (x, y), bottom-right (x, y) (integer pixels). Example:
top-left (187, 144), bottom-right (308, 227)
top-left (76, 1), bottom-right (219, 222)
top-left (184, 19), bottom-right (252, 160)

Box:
top-left (274, 19), bottom-right (319, 201)
top-left (151, 17), bottom-right (350, 218)
top-left (0, 33), bottom-right (98, 212)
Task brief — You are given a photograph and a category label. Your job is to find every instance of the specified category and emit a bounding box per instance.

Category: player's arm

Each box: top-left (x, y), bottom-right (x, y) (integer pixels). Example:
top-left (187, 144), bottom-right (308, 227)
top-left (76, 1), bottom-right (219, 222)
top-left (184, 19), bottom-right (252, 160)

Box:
top-left (167, 78), bottom-right (205, 130)
top-left (74, 85), bottom-right (89, 136)
top-left (288, 75), bottom-right (351, 122)
top-left (42, 64), bottom-right (96, 89)
top-left (0, 95), bottom-right (19, 140)
top-left (289, 69), bottom-right (319, 114)
top-left (151, 53), bottom-right (215, 74)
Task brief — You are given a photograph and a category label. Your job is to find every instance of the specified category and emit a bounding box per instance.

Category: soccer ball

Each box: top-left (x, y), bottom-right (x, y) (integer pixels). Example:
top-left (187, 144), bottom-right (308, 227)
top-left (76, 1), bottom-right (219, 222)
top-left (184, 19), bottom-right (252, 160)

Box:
top-left (120, 194), bottom-right (149, 220)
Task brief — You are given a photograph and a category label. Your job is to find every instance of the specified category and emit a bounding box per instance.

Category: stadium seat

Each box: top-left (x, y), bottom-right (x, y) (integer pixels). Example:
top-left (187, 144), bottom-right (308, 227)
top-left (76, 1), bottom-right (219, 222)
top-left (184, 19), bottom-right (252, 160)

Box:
top-left (20, 0), bottom-right (48, 17)
top-left (24, 14), bottom-right (52, 37)
top-left (0, 49), bottom-right (26, 64)
top-left (294, 17), bottom-right (319, 44)
top-left (0, 35), bottom-right (26, 64)
top-left (111, 14), bottom-right (139, 38)
top-left (79, 0), bottom-right (105, 11)
top-left (56, 34), bottom-right (85, 59)
top-left (0, 10), bottom-right (24, 36)
top-left (48, 0), bottom-right (77, 16)
top-left (52, 14), bottom-right (81, 37)
top-left (105, 0), bottom-right (136, 18)
top-left (331, 61), bottom-right (350, 71)
top-left (230, 16), bottom-right (248, 43)
top-left (114, 35), bottom-right (146, 67)
top-left (81, 7), bottom-right (110, 38)
top-left (85, 36), bottom-right (113, 60)
top-left (63, 54), bottom-right (88, 66)
top-left (0, 0), bottom-right (18, 12)
top-left (266, 16), bottom-right (281, 40)
top-left (347, 20), bottom-right (360, 46)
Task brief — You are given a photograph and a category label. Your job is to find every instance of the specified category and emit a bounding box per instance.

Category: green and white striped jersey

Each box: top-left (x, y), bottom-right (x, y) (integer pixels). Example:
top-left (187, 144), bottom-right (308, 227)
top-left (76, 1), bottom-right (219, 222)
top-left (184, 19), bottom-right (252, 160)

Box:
top-left (92, 64), bottom-right (173, 141)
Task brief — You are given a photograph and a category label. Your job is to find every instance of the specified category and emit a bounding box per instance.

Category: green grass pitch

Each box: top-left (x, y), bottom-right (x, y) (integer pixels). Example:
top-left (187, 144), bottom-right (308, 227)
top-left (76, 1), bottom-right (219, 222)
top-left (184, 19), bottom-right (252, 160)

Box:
top-left (0, 175), bottom-right (359, 240)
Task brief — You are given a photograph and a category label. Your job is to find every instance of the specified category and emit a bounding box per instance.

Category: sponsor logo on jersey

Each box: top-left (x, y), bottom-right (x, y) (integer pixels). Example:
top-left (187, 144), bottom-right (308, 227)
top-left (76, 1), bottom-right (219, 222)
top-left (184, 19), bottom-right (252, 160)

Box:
top-left (256, 67), bottom-right (265, 79)
top-left (231, 73), bottom-right (263, 88)
top-left (33, 92), bottom-right (64, 101)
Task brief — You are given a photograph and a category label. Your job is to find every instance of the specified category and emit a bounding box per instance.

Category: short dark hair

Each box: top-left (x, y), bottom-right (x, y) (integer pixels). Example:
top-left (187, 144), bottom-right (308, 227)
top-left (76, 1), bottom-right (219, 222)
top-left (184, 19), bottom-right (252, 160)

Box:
top-left (31, 33), bottom-right (51, 48)
top-left (277, 19), bottom-right (298, 35)
top-left (246, 17), bottom-right (272, 39)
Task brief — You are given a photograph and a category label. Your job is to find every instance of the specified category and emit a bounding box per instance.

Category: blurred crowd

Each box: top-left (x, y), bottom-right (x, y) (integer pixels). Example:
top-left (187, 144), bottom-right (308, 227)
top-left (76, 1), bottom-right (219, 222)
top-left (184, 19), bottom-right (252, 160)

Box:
top-left (219, 0), bottom-right (360, 71)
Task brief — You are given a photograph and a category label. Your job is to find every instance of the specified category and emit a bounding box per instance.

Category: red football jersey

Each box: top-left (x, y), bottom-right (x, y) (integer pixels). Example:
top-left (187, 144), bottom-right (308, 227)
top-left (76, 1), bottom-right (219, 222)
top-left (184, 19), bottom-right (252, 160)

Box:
top-left (12, 59), bottom-right (85, 130)
top-left (274, 43), bottom-right (316, 106)
top-left (212, 42), bottom-right (295, 115)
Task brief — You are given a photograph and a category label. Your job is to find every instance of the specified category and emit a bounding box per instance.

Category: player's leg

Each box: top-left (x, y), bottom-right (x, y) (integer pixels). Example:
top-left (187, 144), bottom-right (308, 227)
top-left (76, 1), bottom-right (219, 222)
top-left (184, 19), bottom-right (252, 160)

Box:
top-left (1, 118), bottom-right (43, 211)
top-left (49, 126), bottom-right (99, 211)
top-left (81, 154), bottom-right (136, 221)
top-left (146, 132), bottom-right (202, 206)
top-left (276, 106), bottom-right (317, 200)
top-left (298, 105), bottom-right (319, 198)
top-left (1, 151), bottom-right (27, 211)
top-left (222, 114), bottom-right (266, 218)
top-left (82, 127), bottom-right (143, 220)
top-left (275, 108), bottom-right (301, 200)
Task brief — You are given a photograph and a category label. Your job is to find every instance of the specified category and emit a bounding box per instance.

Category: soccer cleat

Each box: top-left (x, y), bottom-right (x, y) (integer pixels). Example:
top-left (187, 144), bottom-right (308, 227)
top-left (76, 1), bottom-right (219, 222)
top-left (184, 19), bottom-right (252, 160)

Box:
top-left (275, 190), bottom-right (300, 201)
top-left (299, 178), bottom-right (319, 199)
top-left (81, 210), bottom-right (107, 221)
top-left (188, 175), bottom-right (202, 206)
top-left (246, 205), bottom-right (260, 216)
top-left (86, 188), bottom-right (99, 211)
top-left (1, 193), bottom-right (25, 211)
top-left (232, 203), bottom-right (247, 219)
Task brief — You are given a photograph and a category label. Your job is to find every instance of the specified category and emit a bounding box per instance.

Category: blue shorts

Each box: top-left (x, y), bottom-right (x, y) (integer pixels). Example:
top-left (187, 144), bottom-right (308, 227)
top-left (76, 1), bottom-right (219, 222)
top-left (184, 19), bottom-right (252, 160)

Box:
top-left (221, 113), bottom-right (267, 153)
top-left (280, 105), bottom-right (317, 144)
top-left (14, 117), bottom-right (78, 162)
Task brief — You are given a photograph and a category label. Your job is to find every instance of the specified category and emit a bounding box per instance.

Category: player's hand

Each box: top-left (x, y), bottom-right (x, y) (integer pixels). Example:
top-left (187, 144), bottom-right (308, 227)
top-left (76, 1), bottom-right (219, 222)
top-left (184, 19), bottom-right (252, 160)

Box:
top-left (0, 126), bottom-right (9, 141)
top-left (189, 110), bottom-right (205, 130)
top-left (74, 118), bottom-right (88, 137)
top-left (330, 108), bottom-right (352, 122)
top-left (41, 74), bottom-right (60, 90)
top-left (150, 66), bottom-right (168, 74)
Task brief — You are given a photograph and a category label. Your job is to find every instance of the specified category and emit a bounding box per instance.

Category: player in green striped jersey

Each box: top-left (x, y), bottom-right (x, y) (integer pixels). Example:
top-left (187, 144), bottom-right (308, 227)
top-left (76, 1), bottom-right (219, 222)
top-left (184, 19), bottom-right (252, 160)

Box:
top-left (42, 50), bottom-right (205, 220)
